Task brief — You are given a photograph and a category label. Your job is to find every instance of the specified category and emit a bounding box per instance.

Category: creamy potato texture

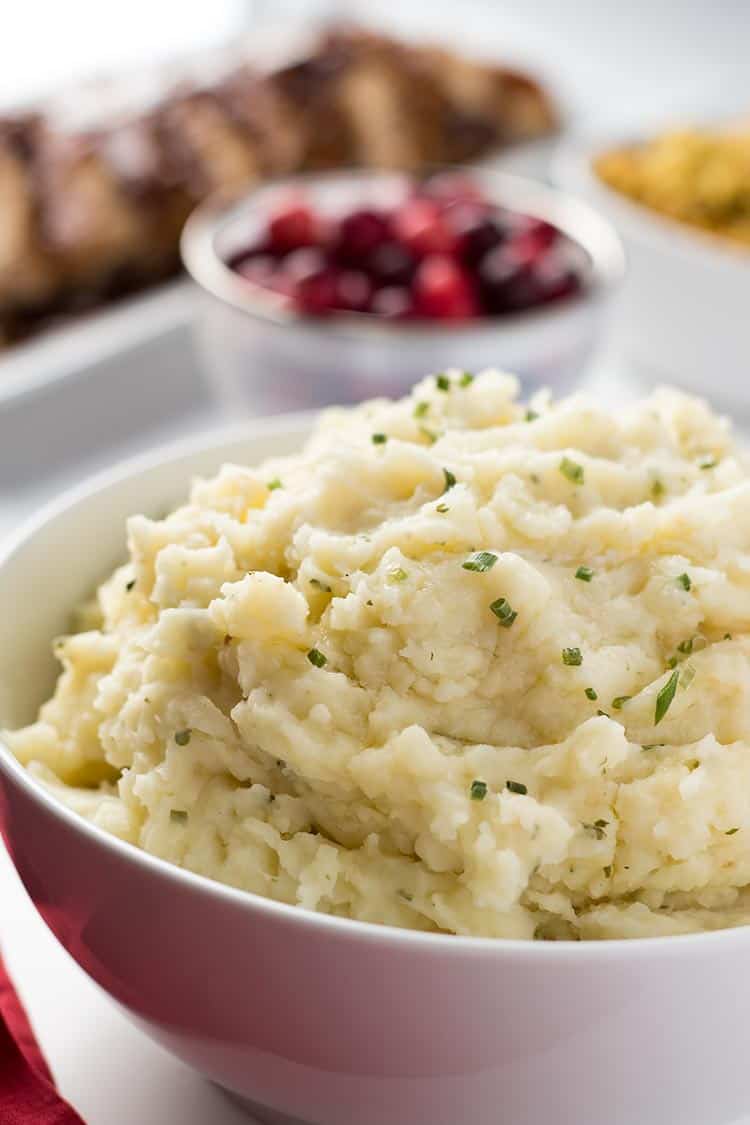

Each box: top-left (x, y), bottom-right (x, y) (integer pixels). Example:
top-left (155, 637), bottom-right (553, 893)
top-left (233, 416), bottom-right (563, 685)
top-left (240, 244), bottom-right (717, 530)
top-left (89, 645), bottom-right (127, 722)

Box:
top-left (9, 371), bottom-right (750, 940)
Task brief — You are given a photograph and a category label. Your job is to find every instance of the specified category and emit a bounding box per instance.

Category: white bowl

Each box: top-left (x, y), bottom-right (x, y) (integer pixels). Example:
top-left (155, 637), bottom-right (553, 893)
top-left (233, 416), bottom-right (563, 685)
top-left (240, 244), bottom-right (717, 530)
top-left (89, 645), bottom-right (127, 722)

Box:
top-left (554, 136), bottom-right (750, 411)
top-left (181, 169), bottom-right (624, 414)
top-left (2, 417), bottom-right (750, 1125)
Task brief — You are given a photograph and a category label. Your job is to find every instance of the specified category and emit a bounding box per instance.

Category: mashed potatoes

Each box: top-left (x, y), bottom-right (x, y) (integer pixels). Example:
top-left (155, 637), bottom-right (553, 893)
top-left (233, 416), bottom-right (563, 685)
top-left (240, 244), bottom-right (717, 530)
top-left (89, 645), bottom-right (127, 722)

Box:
top-left (8, 371), bottom-right (750, 940)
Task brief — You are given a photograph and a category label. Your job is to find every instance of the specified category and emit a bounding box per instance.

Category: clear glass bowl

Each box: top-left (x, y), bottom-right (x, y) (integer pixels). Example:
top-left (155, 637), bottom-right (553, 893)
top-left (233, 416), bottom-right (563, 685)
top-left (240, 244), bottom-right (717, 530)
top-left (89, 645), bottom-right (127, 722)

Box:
top-left (181, 167), bottom-right (624, 414)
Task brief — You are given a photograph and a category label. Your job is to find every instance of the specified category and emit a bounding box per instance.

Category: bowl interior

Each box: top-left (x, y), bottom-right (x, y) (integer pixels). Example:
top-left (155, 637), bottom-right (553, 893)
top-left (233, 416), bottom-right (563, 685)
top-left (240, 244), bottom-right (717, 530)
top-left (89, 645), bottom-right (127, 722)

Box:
top-left (0, 417), bottom-right (312, 730)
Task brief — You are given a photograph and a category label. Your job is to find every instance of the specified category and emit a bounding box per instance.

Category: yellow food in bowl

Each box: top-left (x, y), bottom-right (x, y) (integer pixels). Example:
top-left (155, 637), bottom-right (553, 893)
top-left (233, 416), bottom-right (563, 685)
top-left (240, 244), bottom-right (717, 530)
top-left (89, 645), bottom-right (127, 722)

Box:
top-left (7, 371), bottom-right (750, 940)
top-left (595, 127), bottom-right (750, 248)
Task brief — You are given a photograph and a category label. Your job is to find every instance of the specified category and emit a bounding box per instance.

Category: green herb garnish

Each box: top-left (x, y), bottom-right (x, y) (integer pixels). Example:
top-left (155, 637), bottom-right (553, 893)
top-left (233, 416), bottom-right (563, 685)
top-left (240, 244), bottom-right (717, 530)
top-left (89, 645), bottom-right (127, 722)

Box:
top-left (459, 371), bottom-right (474, 387)
top-left (470, 779), bottom-right (488, 801)
top-left (442, 468), bottom-right (457, 492)
top-left (525, 409), bottom-right (539, 422)
top-left (389, 567), bottom-right (408, 582)
top-left (436, 373), bottom-right (451, 392)
top-left (654, 669), bottom-right (679, 724)
top-left (462, 551), bottom-right (498, 573)
top-left (490, 598), bottom-right (517, 627)
top-left (372, 432), bottom-right (388, 445)
top-left (562, 647), bottom-right (583, 666)
top-left (603, 865), bottom-right (612, 877)
top-left (420, 425), bottom-right (439, 444)
top-left (506, 780), bottom-right (527, 795)
top-left (611, 695), bottom-right (631, 710)
top-left (575, 565), bottom-right (594, 582)
top-left (699, 456), bottom-right (718, 470)
top-left (585, 687), bottom-right (598, 701)
top-left (307, 648), bottom-right (327, 668)
top-left (174, 729), bottom-right (191, 746)
top-left (125, 579), bottom-right (136, 591)
top-left (726, 828), bottom-right (740, 836)
top-left (651, 477), bottom-right (665, 499)
top-left (436, 503), bottom-right (449, 513)
top-left (414, 401), bottom-right (430, 418)
top-left (170, 810), bottom-right (188, 824)
top-left (267, 478), bottom-right (282, 491)
top-left (677, 637), bottom-right (694, 655)
top-left (677, 572), bottom-right (692, 591)
top-left (309, 578), bottom-right (332, 593)
top-left (559, 457), bottom-right (584, 485)
top-left (642, 744), bottom-right (663, 751)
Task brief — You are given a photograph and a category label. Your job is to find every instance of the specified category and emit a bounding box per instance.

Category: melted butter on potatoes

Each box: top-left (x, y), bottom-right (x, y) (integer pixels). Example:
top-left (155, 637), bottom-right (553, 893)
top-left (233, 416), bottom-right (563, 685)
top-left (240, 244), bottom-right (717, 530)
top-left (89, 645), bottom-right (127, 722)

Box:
top-left (8, 370), bottom-right (750, 940)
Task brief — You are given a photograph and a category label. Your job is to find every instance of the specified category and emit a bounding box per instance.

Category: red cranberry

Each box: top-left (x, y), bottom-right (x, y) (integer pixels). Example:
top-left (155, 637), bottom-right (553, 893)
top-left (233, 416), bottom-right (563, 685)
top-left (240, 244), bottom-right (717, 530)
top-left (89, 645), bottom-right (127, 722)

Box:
top-left (392, 199), bottom-right (458, 258)
top-left (366, 241), bottom-right (416, 287)
top-left (413, 255), bottom-right (479, 320)
top-left (282, 247), bottom-right (327, 282)
top-left (295, 268), bottom-right (340, 315)
top-left (509, 219), bottom-right (559, 263)
top-left (334, 209), bottom-right (390, 262)
top-left (370, 286), bottom-right (413, 319)
top-left (478, 245), bottom-right (543, 313)
top-left (453, 214), bottom-right (507, 266)
top-left (233, 253), bottom-right (277, 285)
top-left (334, 270), bottom-right (372, 312)
top-left (267, 201), bottom-right (320, 253)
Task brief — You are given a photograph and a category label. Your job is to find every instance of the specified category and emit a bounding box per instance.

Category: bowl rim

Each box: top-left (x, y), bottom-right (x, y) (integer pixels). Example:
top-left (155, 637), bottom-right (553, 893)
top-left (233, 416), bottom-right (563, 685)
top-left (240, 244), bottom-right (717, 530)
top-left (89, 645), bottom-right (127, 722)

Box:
top-left (0, 412), bottom-right (746, 961)
top-left (553, 131), bottom-right (750, 271)
top-left (180, 165), bottom-right (625, 340)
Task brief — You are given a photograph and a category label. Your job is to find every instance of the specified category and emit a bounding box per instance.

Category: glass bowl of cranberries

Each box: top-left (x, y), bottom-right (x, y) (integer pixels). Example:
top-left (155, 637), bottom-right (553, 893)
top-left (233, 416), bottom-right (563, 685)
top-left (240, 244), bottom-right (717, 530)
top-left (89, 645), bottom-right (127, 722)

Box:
top-left (182, 168), bottom-right (624, 413)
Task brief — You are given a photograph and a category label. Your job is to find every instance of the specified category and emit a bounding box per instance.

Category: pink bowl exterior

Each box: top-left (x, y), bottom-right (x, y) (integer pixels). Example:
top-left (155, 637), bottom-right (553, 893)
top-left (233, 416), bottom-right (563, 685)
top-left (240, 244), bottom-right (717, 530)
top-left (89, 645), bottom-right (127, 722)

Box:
top-left (1, 420), bottom-right (749, 1125)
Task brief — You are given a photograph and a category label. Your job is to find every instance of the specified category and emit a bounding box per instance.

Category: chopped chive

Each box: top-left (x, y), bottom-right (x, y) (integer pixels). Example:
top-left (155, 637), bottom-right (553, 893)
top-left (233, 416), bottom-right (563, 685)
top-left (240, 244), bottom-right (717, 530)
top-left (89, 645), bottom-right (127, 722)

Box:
top-left (309, 578), bottom-right (332, 593)
top-left (125, 578), bottom-right (136, 591)
top-left (307, 648), bottom-right (327, 668)
top-left (651, 477), bottom-right (665, 499)
top-left (724, 633), bottom-right (733, 641)
top-left (594, 818), bottom-right (608, 829)
top-left (559, 456), bottom-right (584, 485)
top-left (677, 572), bottom-right (692, 591)
top-left (726, 828), bottom-right (740, 836)
top-left (372, 432), bottom-right (388, 445)
top-left (603, 865), bottom-right (613, 877)
top-left (462, 551), bottom-right (498, 573)
top-left (575, 565), bottom-right (594, 582)
top-left (612, 695), bottom-right (631, 710)
top-left (267, 478), bottom-right (282, 491)
top-left (666, 655), bottom-right (678, 669)
top-left (442, 468), bottom-right (457, 492)
top-left (676, 637), bottom-right (694, 655)
top-left (459, 371), bottom-right (474, 387)
top-left (414, 401), bottom-right (430, 418)
top-left (174, 729), bottom-right (192, 746)
top-left (490, 597), bottom-right (517, 627)
top-left (562, 647), bottom-right (582, 666)
top-left (642, 743), bottom-right (663, 751)
top-left (698, 455), bottom-right (718, 470)
top-left (170, 809), bottom-right (188, 824)
top-left (506, 780), bottom-right (527, 795)
top-left (436, 503), bottom-right (449, 513)
top-left (388, 567), bottom-right (408, 582)
top-left (585, 687), bottom-right (598, 701)
top-left (470, 779), bottom-right (488, 801)
top-left (419, 425), bottom-right (439, 444)
top-left (524, 408), bottom-right (539, 422)
top-left (436, 373), bottom-right (451, 391)
top-left (654, 669), bottom-right (679, 724)
top-left (596, 709), bottom-right (609, 717)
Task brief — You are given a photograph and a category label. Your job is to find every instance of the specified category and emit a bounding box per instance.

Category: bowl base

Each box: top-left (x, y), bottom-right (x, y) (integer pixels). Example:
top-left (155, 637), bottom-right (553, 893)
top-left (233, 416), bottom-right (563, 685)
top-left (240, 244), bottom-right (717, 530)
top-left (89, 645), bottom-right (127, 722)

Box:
top-left (219, 1086), bottom-right (315, 1125)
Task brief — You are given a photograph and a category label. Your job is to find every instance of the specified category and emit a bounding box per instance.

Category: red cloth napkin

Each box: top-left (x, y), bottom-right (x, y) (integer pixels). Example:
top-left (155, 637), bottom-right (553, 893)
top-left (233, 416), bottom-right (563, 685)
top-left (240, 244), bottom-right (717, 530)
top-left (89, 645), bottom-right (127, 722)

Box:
top-left (0, 953), bottom-right (85, 1123)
